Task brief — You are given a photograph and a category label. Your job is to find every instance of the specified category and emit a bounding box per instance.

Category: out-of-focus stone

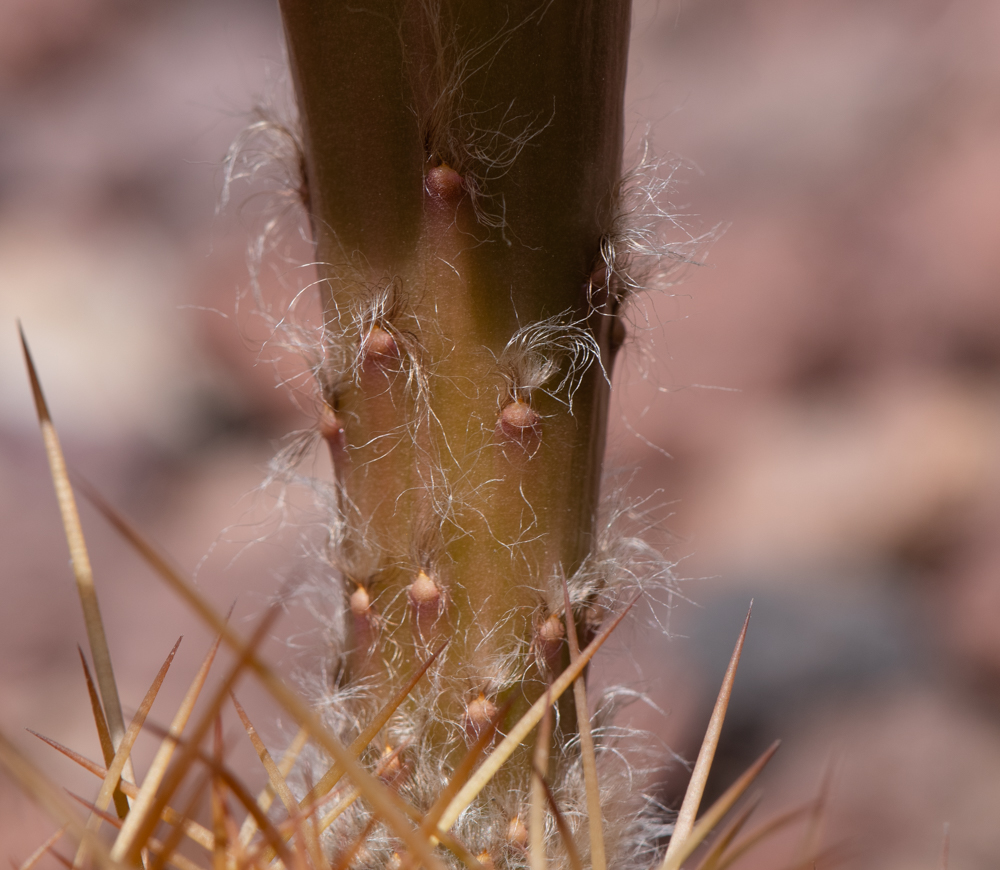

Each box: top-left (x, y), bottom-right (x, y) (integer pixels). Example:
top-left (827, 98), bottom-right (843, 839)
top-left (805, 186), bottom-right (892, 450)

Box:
top-left (0, 218), bottom-right (207, 445)
top-left (687, 377), bottom-right (997, 578)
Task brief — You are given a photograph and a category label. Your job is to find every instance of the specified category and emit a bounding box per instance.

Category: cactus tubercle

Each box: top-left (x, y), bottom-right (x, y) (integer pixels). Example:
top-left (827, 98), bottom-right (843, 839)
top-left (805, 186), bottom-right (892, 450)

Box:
top-left (497, 397), bottom-right (541, 445)
top-left (463, 693), bottom-right (499, 741)
top-left (408, 570), bottom-right (444, 640)
top-left (424, 164), bottom-right (465, 202)
top-left (535, 612), bottom-right (566, 672)
top-left (360, 325), bottom-right (399, 369)
top-left (349, 584), bottom-right (371, 616)
top-left (318, 403), bottom-right (348, 469)
top-left (506, 814), bottom-right (529, 851)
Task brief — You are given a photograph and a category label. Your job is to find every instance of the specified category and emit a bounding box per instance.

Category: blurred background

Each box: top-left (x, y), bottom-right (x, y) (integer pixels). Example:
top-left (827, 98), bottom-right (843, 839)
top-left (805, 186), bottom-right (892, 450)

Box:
top-left (2, 0), bottom-right (1000, 867)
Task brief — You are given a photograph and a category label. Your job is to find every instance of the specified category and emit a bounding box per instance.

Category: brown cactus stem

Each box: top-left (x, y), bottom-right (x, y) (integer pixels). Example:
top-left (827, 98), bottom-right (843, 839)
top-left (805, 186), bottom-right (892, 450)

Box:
top-left (280, 0), bottom-right (631, 779)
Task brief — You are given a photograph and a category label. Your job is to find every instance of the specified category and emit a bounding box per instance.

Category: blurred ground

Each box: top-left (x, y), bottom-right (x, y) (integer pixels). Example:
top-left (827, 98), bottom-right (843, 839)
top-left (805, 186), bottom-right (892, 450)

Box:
top-left (2, 0), bottom-right (1000, 867)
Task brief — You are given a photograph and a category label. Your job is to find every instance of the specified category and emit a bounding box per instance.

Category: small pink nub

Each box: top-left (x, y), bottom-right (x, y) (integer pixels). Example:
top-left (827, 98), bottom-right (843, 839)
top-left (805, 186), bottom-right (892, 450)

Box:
top-left (536, 613), bottom-right (565, 670)
top-left (507, 815), bottom-right (529, 850)
top-left (464, 693), bottom-right (498, 740)
top-left (378, 744), bottom-right (402, 781)
top-left (319, 404), bottom-right (344, 442)
top-left (408, 570), bottom-right (441, 612)
top-left (349, 585), bottom-right (371, 616)
top-left (319, 406), bottom-right (349, 468)
top-left (425, 164), bottom-right (465, 201)
top-left (361, 326), bottom-right (398, 366)
top-left (538, 613), bottom-right (565, 645)
top-left (498, 398), bottom-right (541, 443)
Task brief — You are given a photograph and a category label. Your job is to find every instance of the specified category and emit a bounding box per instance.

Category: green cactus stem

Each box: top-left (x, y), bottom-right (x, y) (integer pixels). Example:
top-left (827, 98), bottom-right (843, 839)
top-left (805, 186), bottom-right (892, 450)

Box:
top-left (278, 0), bottom-right (632, 861)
